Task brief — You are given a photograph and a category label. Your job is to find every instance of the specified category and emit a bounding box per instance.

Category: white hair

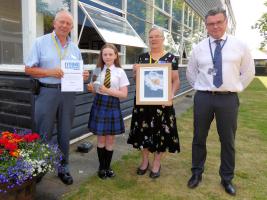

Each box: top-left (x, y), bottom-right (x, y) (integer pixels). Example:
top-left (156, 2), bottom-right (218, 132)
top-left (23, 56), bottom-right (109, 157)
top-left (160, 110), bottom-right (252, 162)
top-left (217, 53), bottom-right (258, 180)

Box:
top-left (148, 27), bottom-right (165, 39)
top-left (54, 9), bottom-right (73, 22)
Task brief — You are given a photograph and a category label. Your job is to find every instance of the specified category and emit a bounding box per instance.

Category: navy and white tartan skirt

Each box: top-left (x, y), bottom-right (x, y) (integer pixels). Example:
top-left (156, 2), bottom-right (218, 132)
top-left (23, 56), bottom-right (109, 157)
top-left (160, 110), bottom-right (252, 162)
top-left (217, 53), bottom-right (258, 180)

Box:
top-left (88, 93), bottom-right (125, 135)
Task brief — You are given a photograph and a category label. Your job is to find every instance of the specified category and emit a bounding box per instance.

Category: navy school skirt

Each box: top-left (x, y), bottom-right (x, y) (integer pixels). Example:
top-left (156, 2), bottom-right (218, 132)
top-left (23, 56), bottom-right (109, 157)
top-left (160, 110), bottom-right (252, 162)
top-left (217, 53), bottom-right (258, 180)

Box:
top-left (88, 93), bottom-right (125, 135)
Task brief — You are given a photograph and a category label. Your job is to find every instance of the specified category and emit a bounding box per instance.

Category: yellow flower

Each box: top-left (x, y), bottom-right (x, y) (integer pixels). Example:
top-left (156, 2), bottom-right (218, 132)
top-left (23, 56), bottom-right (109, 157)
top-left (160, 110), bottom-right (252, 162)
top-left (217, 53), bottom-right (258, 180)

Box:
top-left (10, 150), bottom-right (20, 157)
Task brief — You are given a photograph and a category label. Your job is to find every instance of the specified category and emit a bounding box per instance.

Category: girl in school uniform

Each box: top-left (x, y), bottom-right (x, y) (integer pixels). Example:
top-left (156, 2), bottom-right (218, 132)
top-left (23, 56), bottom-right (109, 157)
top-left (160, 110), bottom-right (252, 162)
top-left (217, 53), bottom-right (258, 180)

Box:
top-left (87, 43), bottom-right (130, 179)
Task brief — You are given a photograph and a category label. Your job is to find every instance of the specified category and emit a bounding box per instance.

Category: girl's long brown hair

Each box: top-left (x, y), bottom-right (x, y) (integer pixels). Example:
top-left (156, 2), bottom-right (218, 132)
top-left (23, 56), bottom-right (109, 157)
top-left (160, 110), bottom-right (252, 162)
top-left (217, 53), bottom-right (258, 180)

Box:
top-left (96, 43), bottom-right (121, 69)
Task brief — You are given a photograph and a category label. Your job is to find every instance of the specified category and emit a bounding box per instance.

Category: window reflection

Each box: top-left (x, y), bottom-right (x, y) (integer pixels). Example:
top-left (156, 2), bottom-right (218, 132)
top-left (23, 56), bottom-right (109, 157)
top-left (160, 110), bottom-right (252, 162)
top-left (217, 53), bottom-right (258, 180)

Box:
top-left (128, 15), bottom-right (148, 41)
top-left (0, 0), bottom-right (22, 64)
top-left (163, 30), bottom-right (180, 56)
top-left (183, 26), bottom-right (192, 39)
top-left (99, 0), bottom-right (122, 9)
top-left (127, 0), bottom-right (149, 20)
top-left (154, 10), bottom-right (169, 29)
top-left (185, 39), bottom-right (192, 53)
top-left (172, 0), bottom-right (183, 23)
top-left (154, 0), bottom-right (163, 9)
top-left (171, 32), bottom-right (182, 46)
top-left (82, 52), bottom-right (98, 65)
top-left (172, 20), bottom-right (182, 34)
top-left (127, 0), bottom-right (153, 42)
top-left (164, 0), bottom-right (171, 13)
top-left (36, 0), bottom-right (70, 36)
top-left (126, 46), bottom-right (144, 64)
top-left (155, 0), bottom-right (170, 13)
top-left (193, 14), bottom-right (200, 34)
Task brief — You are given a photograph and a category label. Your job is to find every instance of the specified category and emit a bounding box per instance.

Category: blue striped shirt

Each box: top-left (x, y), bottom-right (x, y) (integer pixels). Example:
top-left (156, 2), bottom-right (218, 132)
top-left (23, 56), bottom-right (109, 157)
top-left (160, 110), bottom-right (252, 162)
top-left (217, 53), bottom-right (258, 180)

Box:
top-left (25, 31), bottom-right (82, 84)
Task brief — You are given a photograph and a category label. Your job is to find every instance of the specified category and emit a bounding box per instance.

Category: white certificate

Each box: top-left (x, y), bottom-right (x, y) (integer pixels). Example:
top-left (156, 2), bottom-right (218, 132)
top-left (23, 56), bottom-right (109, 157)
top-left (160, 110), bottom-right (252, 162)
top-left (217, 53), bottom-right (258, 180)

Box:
top-left (61, 60), bottom-right (83, 92)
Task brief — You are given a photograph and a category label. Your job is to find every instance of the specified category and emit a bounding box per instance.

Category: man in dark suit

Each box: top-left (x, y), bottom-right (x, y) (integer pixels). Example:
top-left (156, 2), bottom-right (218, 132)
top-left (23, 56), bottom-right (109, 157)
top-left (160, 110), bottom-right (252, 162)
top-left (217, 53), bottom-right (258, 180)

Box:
top-left (186, 7), bottom-right (255, 195)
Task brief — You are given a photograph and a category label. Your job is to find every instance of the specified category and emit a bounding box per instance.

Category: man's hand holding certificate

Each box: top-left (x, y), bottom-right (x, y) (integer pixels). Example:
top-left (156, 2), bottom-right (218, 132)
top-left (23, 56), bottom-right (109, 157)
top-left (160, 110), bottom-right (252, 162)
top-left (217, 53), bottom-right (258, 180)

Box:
top-left (61, 60), bottom-right (83, 92)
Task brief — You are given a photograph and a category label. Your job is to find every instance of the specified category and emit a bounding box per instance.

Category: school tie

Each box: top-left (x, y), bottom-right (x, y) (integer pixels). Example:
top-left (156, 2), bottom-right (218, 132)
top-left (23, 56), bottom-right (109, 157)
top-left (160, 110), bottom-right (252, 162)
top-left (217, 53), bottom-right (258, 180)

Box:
top-left (104, 68), bottom-right (111, 88)
top-left (213, 40), bottom-right (223, 88)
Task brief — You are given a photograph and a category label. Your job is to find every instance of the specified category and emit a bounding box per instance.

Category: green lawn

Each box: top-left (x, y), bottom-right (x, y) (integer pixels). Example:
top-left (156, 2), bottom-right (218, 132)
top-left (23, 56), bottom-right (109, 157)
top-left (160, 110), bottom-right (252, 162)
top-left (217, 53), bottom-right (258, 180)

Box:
top-left (63, 77), bottom-right (267, 200)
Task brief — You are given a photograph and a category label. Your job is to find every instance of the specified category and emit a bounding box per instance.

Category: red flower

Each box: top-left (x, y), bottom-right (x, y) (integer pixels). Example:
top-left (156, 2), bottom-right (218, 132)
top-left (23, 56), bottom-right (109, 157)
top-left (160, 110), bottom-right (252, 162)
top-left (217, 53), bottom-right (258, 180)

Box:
top-left (23, 133), bottom-right (40, 142)
top-left (4, 142), bottom-right (18, 151)
top-left (0, 138), bottom-right (8, 146)
top-left (12, 133), bottom-right (23, 141)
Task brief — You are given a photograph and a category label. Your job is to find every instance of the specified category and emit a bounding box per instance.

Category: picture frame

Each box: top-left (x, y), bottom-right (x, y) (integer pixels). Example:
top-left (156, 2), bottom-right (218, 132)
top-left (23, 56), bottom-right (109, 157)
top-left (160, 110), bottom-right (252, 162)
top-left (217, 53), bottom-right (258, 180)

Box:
top-left (136, 63), bottom-right (172, 105)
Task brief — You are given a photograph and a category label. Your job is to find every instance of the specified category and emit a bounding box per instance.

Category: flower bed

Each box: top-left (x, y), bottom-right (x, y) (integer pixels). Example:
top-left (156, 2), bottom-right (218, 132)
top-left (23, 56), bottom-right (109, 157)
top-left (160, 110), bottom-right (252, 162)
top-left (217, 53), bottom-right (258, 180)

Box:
top-left (0, 131), bottom-right (62, 194)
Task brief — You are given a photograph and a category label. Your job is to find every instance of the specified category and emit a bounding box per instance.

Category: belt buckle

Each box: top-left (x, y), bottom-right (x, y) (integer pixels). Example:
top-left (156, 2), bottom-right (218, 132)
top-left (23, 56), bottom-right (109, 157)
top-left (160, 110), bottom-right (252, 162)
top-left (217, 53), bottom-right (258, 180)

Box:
top-left (211, 91), bottom-right (216, 95)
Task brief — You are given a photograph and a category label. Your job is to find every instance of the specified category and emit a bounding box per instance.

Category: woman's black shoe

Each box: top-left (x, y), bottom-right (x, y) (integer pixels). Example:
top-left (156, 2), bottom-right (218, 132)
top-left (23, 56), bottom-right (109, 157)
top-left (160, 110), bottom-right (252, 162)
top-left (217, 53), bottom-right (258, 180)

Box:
top-left (98, 169), bottom-right (107, 179)
top-left (136, 163), bottom-right (149, 175)
top-left (106, 168), bottom-right (116, 178)
top-left (149, 166), bottom-right (161, 179)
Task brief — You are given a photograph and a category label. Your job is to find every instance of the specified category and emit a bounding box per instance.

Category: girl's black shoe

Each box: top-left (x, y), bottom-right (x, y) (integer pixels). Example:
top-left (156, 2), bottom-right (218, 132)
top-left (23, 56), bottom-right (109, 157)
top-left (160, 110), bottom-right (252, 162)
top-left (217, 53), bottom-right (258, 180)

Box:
top-left (106, 168), bottom-right (116, 178)
top-left (98, 169), bottom-right (107, 179)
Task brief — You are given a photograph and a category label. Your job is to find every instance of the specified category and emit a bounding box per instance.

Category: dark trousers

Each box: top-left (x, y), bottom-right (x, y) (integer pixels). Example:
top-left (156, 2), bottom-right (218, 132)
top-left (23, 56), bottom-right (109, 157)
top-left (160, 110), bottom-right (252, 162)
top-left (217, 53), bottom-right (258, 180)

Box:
top-left (34, 87), bottom-right (75, 165)
top-left (191, 91), bottom-right (239, 182)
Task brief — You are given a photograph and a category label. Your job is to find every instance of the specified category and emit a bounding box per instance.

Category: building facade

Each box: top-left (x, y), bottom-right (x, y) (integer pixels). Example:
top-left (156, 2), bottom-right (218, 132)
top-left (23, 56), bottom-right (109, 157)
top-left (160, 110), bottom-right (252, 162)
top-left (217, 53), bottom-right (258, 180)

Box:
top-left (0, 0), bottom-right (236, 138)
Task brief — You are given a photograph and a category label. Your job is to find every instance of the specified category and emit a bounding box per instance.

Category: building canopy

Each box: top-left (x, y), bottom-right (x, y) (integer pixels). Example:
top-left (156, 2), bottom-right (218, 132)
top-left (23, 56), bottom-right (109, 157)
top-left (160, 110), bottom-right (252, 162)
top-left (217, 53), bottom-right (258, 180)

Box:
top-left (79, 2), bottom-right (147, 48)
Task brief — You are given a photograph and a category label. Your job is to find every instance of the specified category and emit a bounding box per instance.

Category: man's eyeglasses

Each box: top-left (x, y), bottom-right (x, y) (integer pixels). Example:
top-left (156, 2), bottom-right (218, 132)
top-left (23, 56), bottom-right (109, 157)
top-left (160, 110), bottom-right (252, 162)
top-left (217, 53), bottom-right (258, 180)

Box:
top-left (206, 19), bottom-right (226, 27)
top-left (149, 35), bottom-right (163, 40)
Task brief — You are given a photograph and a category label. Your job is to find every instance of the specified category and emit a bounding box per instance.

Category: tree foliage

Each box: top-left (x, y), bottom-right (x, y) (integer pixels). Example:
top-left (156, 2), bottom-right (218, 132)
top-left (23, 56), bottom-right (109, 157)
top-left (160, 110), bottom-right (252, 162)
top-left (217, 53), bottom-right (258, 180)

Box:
top-left (253, 1), bottom-right (267, 49)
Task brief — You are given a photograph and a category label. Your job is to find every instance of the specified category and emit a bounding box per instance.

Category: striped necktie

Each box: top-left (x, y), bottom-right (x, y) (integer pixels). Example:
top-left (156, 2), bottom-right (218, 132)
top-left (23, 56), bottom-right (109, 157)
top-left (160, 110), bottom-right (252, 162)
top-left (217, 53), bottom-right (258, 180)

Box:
top-left (104, 68), bottom-right (111, 88)
top-left (213, 40), bottom-right (223, 88)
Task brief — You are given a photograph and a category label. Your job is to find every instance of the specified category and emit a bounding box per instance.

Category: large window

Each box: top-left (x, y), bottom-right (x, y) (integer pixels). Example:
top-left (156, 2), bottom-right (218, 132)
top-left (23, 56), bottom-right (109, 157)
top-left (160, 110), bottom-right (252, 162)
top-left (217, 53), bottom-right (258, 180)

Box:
top-left (36, 0), bottom-right (71, 37)
top-left (0, 0), bottom-right (22, 64)
top-left (127, 0), bottom-right (153, 41)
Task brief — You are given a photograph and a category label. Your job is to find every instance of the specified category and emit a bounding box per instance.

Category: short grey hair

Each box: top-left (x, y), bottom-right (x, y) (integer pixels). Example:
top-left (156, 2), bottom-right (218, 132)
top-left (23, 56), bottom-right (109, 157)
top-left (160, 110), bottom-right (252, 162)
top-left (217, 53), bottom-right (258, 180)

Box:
top-left (54, 9), bottom-right (73, 22)
top-left (149, 26), bottom-right (165, 39)
top-left (205, 7), bottom-right (227, 22)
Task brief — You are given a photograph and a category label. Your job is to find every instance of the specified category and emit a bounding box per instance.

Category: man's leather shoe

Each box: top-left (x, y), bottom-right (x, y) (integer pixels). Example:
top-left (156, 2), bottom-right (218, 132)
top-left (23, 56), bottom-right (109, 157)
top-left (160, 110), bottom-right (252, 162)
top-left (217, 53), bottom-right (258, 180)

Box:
top-left (187, 174), bottom-right (202, 188)
top-left (106, 168), bottom-right (116, 178)
top-left (149, 166), bottom-right (161, 179)
top-left (136, 163), bottom-right (149, 175)
top-left (221, 180), bottom-right (236, 196)
top-left (58, 172), bottom-right (73, 185)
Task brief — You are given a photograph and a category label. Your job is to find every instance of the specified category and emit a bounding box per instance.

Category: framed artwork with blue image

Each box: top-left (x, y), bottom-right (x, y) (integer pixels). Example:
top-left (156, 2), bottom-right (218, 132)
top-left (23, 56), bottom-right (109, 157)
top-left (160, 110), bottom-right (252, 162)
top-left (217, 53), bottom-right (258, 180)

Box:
top-left (136, 63), bottom-right (172, 105)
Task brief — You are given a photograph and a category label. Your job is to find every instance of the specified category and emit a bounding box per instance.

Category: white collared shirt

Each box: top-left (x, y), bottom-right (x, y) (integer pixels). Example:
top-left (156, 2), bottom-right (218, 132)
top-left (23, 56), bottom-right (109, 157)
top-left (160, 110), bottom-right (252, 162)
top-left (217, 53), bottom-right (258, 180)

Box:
top-left (186, 33), bottom-right (255, 92)
top-left (93, 64), bottom-right (130, 95)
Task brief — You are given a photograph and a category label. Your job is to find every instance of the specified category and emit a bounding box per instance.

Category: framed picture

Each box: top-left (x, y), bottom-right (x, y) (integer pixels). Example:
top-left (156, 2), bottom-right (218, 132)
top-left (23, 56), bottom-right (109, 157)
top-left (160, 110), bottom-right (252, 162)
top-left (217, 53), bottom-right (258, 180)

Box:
top-left (136, 63), bottom-right (172, 105)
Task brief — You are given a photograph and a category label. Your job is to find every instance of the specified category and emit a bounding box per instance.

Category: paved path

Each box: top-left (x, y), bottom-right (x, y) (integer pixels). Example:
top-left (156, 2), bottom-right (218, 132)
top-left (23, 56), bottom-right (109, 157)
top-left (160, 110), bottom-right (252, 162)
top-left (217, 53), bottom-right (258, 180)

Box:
top-left (35, 91), bottom-right (194, 200)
